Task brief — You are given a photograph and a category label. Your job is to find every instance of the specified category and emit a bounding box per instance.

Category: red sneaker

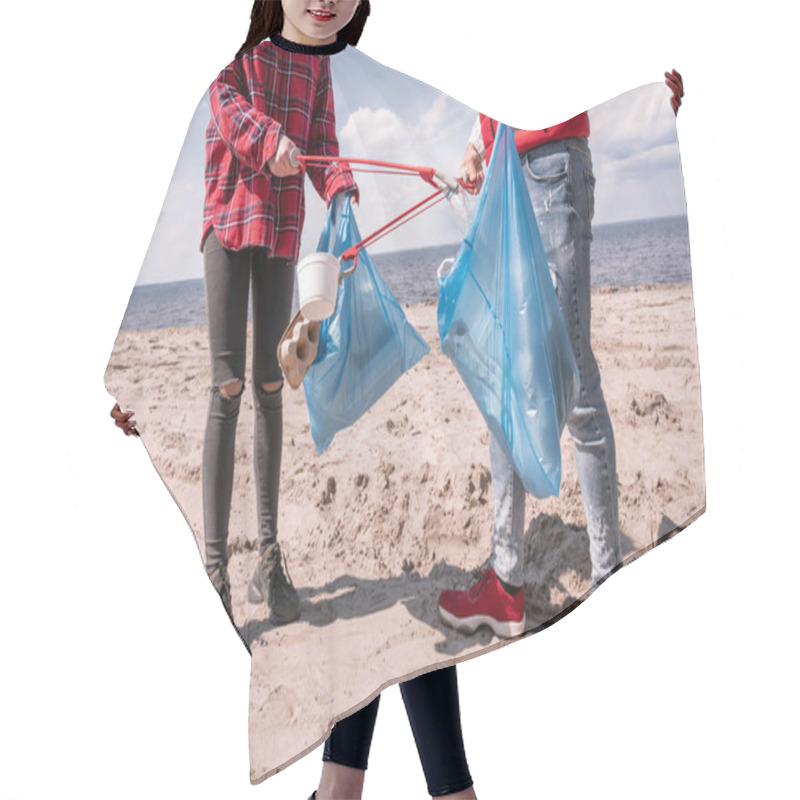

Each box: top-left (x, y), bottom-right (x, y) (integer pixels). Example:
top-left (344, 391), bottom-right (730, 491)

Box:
top-left (438, 568), bottom-right (526, 638)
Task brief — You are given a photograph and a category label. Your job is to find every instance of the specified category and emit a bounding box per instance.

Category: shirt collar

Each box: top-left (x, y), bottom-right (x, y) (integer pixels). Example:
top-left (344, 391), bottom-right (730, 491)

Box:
top-left (270, 32), bottom-right (348, 55)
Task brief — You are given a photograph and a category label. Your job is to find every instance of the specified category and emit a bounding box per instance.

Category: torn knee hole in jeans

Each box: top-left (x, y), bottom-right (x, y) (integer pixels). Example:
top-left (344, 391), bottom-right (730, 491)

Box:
top-left (255, 381), bottom-right (284, 409)
top-left (216, 379), bottom-right (245, 399)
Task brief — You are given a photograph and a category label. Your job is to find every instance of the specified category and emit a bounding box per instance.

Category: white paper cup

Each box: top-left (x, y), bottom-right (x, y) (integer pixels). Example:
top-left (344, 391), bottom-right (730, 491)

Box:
top-left (296, 252), bottom-right (340, 321)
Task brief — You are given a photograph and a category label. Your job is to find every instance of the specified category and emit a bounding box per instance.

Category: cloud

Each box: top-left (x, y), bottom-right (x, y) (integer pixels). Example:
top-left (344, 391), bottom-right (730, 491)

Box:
top-left (338, 95), bottom-right (472, 171)
top-left (590, 82), bottom-right (675, 161)
top-left (339, 106), bottom-right (410, 158)
top-left (327, 101), bottom-right (468, 254)
top-left (136, 95), bottom-right (209, 285)
top-left (589, 83), bottom-right (685, 223)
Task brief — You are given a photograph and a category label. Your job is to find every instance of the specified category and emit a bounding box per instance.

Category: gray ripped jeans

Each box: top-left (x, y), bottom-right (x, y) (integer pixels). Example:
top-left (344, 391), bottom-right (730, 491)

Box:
top-left (202, 228), bottom-right (294, 568)
top-left (490, 137), bottom-right (621, 588)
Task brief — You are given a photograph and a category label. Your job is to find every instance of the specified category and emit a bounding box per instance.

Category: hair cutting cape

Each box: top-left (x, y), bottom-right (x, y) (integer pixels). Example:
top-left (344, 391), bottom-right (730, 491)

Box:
top-left (105, 40), bottom-right (705, 784)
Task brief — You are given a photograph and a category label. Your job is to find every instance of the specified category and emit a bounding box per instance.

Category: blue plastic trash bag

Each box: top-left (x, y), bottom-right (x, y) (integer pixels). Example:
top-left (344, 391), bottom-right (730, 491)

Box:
top-left (304, 192), bottom-right (430, 453)
top-left (437, 124), bottom-right (579, 497)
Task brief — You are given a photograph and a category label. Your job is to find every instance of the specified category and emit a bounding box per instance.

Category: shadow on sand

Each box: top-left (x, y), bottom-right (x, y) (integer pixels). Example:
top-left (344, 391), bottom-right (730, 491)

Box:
top-left (241, 512), bottom-right (652, 656)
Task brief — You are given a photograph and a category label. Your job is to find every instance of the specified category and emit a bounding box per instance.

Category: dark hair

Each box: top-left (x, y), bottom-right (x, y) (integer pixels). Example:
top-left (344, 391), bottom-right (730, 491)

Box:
top-left (236, 1), bottom-right (371, 59)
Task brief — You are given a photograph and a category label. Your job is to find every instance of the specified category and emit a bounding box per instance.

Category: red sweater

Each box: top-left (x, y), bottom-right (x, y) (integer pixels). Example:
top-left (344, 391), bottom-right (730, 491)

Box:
top-left (202, 35), bottom-right (356, 257)
top-left (480, 111), bottom-right (590, 162)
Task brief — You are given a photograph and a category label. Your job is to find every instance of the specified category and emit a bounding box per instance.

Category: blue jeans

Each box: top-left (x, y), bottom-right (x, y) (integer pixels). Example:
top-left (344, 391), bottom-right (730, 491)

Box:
top-left (490, 137), bottom-right (621, 587)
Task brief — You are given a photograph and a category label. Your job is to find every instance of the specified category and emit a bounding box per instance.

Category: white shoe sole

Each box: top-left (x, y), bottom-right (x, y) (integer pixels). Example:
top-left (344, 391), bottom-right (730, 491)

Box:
top-left (438, 606), bottom-right (526, 639)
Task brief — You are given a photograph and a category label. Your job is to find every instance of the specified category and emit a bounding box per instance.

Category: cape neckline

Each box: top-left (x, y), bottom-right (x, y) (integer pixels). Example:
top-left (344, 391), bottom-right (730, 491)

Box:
top-left (270, 32), bottom-right (348, 55)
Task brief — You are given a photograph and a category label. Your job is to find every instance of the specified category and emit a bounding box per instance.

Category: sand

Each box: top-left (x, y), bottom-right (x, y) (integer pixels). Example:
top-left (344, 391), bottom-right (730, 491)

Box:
top-left (104, 282), bottom-right (705, 782)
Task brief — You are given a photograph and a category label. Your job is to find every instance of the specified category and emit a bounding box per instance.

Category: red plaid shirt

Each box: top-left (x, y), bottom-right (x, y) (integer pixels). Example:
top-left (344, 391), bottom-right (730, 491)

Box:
top-left (201, 37), bottom-right (357, 258)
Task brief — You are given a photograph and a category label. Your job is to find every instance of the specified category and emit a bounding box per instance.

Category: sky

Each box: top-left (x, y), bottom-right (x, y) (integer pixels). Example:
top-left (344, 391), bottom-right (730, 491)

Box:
top-left (135, 47), bottom-right (684, 286)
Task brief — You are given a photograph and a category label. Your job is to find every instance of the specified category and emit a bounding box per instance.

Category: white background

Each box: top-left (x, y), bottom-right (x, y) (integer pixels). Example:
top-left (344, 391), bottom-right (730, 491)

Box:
top-left (1, 1), bottom-right (796, 798)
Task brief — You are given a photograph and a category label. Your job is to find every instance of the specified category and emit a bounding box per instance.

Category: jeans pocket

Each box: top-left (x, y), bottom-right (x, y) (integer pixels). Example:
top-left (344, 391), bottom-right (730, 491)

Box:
top-left (523, 150), bottom-right (569, 183)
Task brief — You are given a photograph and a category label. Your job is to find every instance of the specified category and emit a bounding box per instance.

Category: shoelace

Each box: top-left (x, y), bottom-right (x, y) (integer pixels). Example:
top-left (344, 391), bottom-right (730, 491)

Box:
top-left (273, 550), bottom-right (296, 594)
top-left (283, 552), bottom-right (295, 587)
top-left (468, 569), bottom-right (492, 601)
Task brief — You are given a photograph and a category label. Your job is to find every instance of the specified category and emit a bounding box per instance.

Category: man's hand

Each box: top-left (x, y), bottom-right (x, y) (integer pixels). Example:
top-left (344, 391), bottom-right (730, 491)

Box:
top-left (110, 403), bottom-right (139, 437)
top-left (460, 142), bottom-right (485, 195)
top-left (267, 135), bottom-right (302, 177)
top-left (665, 69), bottom-right (684, 116)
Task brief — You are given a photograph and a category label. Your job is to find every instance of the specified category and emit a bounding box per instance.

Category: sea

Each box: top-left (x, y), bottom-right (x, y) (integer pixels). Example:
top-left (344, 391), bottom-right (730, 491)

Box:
top-left (120, 215), bottom-right (691, 331)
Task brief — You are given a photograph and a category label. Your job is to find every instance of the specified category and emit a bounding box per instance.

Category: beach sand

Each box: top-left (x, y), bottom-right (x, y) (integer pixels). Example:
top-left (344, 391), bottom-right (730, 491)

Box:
top-left (105, 282), bottom-right (705, 782)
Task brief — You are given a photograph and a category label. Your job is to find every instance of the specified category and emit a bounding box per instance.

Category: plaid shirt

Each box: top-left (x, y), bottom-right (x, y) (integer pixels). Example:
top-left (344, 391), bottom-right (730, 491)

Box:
top-left (201, 37), bottom-right (357, 259)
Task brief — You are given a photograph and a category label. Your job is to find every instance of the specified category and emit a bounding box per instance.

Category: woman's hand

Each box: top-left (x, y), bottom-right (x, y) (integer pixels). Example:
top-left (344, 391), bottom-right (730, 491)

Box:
top-left (110, 403), bottom-right (139, 437)
top-left (267, 135), bottom-right (302, 177)
top-left (460, 142), bottom-right (484, 195)
top-left (665, 69), bottom-right (684, 116)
